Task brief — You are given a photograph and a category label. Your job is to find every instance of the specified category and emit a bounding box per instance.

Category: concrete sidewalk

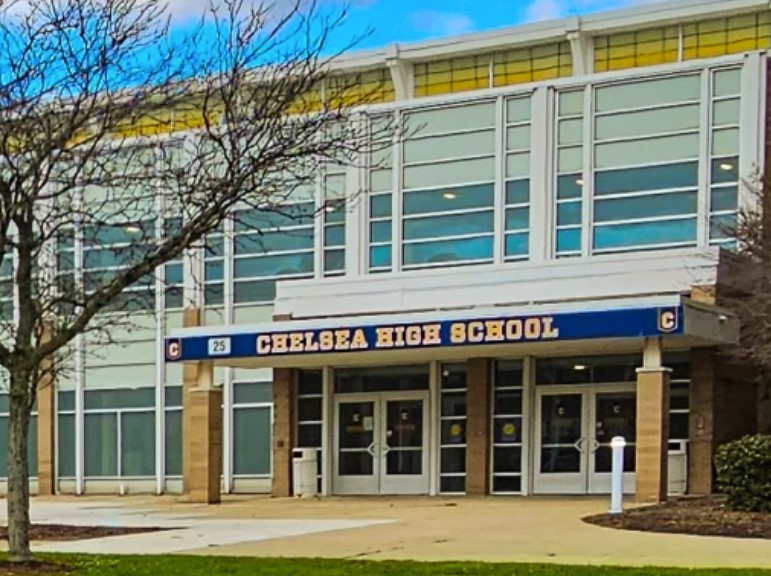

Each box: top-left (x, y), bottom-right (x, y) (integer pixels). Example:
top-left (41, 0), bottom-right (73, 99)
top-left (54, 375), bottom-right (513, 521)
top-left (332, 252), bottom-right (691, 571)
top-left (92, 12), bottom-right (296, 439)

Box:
top-left (14, 495), bottom-right (771, 568)
top-left (171, 496), bottom-right (771, 568)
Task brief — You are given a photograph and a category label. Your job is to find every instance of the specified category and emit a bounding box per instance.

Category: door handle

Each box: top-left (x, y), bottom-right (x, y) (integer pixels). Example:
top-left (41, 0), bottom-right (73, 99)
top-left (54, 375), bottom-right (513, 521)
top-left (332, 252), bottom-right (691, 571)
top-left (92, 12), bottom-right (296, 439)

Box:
top-left (366, 442), bottom-right (377, 457)
top-left (590, 439), bottom-right (600, 454)
top-left (573, 438), bottom-right (585, 453)
top-left (382, 443), bottom-right (391, 456)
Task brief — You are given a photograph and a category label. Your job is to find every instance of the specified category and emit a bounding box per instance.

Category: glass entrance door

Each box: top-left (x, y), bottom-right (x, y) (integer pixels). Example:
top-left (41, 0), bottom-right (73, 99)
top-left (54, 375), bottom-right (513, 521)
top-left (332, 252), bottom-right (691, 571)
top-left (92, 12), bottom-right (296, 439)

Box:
top-left (534, 387), bottom-right (636, 494)
top-left (588, 391), bottom-right (636, 494)
top-left (334, 399), bottom-right (378, 494)
top-left (534, 392), bottom-right (586, 494)
top-left (333, 393), bottom-right (429, 495)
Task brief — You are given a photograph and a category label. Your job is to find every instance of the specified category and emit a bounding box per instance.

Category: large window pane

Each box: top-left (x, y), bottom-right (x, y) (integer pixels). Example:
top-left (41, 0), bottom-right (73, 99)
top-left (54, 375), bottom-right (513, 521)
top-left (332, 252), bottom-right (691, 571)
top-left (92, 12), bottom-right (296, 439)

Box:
top-left (165, 410), bottom-right (182, 476)
top-left (594, 218), bottom-right (697, 250)
top-left (595, 75), bottom-right (700, 112)
top-left (595, 133), bottom-right (699, 169)
top-left (85, 413), bottom-right (118, 477)
top-left (403, 212), bottom-right (493, 241)
top-left (0, 416), bottom-right (37, 477)
top-left (234, 252), bottom-right (314, 278)
top-left (594, 191), bottom-right (697, 222)
top-left (403, 185), bottom-right (494, 215)
top-left (233, 406), bottom-right (272, 475)
top-left (58, 413), bottom-right (76, 477)
top-left (404, 236), bottom-right (493, 266)
top-left (84, 388), bottom-right (155, 410)
top-left (595, 104), bottom-right (699, 141)
top-left (234, 230), bottom-right (314, 255)
top-left (121, 412), bottom-right (155, 477)
top-left (233, 382), bottom-right (273, 404)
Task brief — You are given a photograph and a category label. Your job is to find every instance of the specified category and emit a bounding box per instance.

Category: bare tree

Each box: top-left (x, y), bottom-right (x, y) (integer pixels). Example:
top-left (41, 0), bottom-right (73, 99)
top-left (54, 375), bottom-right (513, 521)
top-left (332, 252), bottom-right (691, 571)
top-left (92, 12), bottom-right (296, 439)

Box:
top-left (0, 0), bottom-right (393, 561)
top-left (713, 168), bottom-right (771, 433)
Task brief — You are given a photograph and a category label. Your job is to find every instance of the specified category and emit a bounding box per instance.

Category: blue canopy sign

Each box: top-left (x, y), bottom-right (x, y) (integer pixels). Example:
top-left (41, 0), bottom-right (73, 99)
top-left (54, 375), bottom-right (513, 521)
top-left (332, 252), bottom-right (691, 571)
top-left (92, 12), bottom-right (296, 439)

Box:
top-left (164, 305), bottom-right (682, 363)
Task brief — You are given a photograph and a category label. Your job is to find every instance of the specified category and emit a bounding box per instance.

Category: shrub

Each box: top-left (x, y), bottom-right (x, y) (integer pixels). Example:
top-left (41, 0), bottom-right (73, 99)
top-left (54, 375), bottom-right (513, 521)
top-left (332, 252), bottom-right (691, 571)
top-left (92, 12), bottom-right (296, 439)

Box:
top-left (715, 434), bottom-right (771, 513)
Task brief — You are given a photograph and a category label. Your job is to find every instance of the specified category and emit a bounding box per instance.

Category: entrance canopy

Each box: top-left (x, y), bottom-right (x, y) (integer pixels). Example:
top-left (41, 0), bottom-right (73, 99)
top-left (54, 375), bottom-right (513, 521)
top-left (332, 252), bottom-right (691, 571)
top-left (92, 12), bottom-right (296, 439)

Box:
top-left (164, 294), bottom-right (738, 369)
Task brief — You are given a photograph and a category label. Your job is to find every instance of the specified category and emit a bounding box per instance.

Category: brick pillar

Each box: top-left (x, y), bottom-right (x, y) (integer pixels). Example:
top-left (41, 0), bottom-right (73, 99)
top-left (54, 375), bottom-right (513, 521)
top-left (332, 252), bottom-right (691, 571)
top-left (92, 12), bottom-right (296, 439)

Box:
top-left (182, 308), bottom-right (222, 504)
top-left (635, 367), bottom-right (670, 503)
top-left (272, 368), bottom-right (296, 497)
top-left (689, 348), bottom-right (715, 495)
top-left (466, 358), bottom-right (491, 496)
top-left (186, 387), bottom-right (222, 503)
top-left (36, 367), bottom-right (56, 496)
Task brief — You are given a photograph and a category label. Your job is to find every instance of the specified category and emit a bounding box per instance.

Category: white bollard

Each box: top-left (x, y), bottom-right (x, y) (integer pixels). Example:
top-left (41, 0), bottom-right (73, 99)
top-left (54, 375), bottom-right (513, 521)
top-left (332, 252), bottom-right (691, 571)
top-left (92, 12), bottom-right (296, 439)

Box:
top-left (609, 436), bottom-right (626, 514)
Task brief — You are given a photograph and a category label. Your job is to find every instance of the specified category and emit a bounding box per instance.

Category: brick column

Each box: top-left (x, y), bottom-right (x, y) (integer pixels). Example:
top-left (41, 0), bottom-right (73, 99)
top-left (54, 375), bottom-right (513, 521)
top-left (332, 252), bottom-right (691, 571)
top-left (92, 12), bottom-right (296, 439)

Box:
top-left (36, 370), bottom-right (56, 496)
top-left (466, 358), bottom-right (491, 496)
top-left (272, 368), bottom-right (296, 497)
top-left (182, 308), bottom-right (222, 504)
top-left (186, 387), bottom-right (222, 503)
top-left (635, 366), bottom-right (671, 503)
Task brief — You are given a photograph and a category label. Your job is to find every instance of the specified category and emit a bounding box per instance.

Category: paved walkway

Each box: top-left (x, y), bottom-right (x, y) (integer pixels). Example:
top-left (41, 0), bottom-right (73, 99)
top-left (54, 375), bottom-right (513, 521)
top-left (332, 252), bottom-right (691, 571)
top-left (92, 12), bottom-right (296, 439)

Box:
top-left (5, 496), bottom-right (771, 568)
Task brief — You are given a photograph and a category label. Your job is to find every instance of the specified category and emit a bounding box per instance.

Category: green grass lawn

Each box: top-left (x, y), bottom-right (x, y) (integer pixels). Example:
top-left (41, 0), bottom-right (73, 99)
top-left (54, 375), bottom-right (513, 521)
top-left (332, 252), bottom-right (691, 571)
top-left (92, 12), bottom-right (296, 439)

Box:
top-left (18, 556), bottom-right (771, 576)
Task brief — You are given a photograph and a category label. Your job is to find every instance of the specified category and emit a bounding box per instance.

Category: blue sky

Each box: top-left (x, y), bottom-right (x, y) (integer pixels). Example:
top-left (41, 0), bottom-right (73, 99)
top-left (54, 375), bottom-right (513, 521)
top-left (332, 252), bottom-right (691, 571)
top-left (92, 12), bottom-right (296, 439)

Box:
top-left (164, 0), bottom-right (667, 52)
top-left (330, 0), bottom-right (664, 49)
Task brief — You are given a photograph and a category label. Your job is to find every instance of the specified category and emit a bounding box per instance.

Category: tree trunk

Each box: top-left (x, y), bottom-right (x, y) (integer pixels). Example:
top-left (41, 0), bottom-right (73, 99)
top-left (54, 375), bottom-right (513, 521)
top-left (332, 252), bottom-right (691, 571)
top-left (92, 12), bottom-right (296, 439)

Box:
top-left (7, 369), bottom-right (32, 562)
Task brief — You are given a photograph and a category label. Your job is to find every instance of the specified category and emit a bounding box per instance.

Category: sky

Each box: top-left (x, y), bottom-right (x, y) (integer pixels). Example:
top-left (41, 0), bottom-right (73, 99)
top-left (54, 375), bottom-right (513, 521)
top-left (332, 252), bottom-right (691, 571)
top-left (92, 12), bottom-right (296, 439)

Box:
top-left (163, 0), bottom-right (669, 50)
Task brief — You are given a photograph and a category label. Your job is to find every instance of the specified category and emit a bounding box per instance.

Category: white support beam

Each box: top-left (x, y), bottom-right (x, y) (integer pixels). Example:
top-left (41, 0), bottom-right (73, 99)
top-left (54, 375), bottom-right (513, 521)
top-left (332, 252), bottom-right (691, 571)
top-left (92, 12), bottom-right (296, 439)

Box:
top-left (385, 45), bottom-right (414, 101)
top-left (566, 28), bottom-right (593, 76)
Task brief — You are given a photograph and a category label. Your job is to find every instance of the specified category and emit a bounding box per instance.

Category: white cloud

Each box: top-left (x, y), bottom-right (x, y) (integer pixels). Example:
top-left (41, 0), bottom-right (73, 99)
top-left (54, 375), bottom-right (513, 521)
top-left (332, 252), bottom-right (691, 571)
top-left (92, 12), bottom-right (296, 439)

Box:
top-left (523, 0), bottom-right (668, 23)
top-left (411, 10), bottom-right (476, 37)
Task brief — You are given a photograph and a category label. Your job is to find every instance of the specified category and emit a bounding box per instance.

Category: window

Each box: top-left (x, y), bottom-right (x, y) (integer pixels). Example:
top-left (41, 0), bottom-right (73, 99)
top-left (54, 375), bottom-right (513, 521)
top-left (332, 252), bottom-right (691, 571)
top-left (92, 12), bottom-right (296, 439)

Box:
top-left (554, 90), bottom-right (585, 257)
top-left (326, 68), bottom-right (395, 106)
top-left (709, 68), bottom-right (741, 247)
top-left (164, 386), bottom-right (182, 476)
top-left (401, 102), bottom-right (496, 268)
top-left (83, 387), bottom-right (155, 478)
top-left (232, 382), bottom-right (273, 476)
top-left (493, 42), bottom-right (572, 87)
top-left (0, 395), bottom-right (38, 478)
top-left (591, 75), bottom-right (701, 253)
top-left (683, 13), bottom-right (771, 60)
top-left (82, 220), bottom-right (156, 312)
top-left (491, 361), bottom-right (524, 494)
top-left (163, 217), bottom-right (184, 309)
top-left (0, 256), bottom-right (13, 322)
top-left (439, 364), bottom-right (467, 494)
top-left (296, 370), bottom-right (323, 491)
top-left (594, 27), bottom-right (680, 72)
top-left (666, 353), bottom-right (691, 447)
top-left (414, 55), bottom-right (490, 97)
top-left (593, 12), bottom-right (770, 72)
top-left (504, 96), bottom-right (532, 261)
top-left (203, 223), bottom-right (225, 306)
top-left (322, 168), bottom-right (346, 277)
top-left (58, 391), bottom-right (76, 478)
top-left (537, 355), bottom-right (640, 385)
top-left (368, 115), bottom-right (394, 273)
top-left (232, 204), bottom-right (315, 304)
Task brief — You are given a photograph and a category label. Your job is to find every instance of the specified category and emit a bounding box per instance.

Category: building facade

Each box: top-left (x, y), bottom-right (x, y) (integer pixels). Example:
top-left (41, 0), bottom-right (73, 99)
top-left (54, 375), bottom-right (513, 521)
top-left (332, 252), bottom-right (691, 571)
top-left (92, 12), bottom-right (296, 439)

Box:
top-left (7, 0), bottom-right (771, 500)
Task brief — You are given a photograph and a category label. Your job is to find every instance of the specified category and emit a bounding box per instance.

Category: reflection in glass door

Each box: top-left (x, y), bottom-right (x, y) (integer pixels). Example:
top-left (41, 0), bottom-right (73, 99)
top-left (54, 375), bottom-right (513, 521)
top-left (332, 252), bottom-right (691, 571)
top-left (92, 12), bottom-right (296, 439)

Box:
top-left (334, 400), bottom-right (378, 494)
top-left (333, 393), bottom-right (429, 495)
top-left (589, 391), bottom-right (636, 494)
top-left (534, 387), bottom-right (637, 494)
top-left (535, 393), bottom-right (586, 494)
top-left (380, 398), bottom-right (427, 493)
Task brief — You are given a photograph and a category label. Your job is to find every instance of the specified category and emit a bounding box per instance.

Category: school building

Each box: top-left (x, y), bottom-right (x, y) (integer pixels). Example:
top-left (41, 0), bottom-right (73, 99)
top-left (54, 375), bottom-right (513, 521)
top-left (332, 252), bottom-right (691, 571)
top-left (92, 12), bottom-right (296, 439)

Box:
top-left (11, 0), bottom-right (771, 502)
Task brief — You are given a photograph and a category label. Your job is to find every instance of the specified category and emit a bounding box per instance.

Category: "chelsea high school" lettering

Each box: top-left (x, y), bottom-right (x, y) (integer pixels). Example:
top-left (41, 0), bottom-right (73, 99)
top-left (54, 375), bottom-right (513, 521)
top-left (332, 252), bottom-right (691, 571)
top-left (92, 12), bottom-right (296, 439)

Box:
top-left (255, 316), bottom-right (560, 355)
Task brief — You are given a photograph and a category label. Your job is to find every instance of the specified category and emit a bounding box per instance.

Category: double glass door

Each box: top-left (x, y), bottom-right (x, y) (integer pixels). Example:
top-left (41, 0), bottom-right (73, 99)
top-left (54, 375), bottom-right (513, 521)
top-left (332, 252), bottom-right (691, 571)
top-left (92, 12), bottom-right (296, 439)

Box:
top-left (333, 392), bottom-right (429, 495)
top-left (534, 387), bottom-right (636, 494)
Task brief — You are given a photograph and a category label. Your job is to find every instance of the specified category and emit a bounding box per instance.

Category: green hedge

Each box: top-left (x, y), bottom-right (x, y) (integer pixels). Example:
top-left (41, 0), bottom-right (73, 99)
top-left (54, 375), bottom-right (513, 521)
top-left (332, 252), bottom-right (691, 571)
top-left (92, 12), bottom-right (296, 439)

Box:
top-left (715, 433), bottom-right (771, 513)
